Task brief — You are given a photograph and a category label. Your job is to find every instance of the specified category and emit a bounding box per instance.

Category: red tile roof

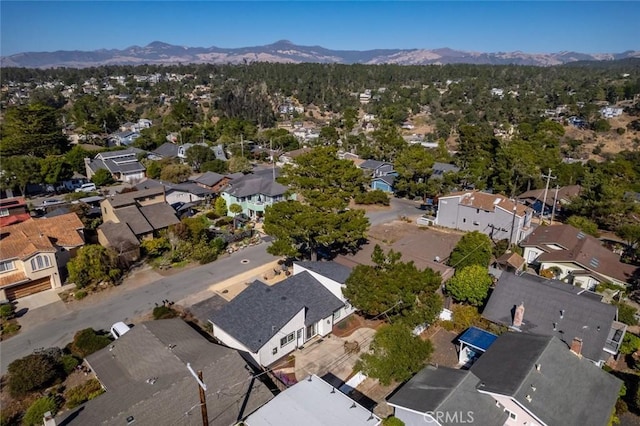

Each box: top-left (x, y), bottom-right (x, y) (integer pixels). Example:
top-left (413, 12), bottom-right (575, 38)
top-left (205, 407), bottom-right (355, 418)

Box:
top-left (0, 213), bottom-right (84, 260)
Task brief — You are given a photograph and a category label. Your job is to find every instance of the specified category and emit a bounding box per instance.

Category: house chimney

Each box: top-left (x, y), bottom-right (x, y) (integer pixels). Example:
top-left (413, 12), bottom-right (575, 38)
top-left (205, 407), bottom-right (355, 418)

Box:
top-left (513, 303), bottom-right (525, 328)
top-left (570, 337), bottom-right (583, 357)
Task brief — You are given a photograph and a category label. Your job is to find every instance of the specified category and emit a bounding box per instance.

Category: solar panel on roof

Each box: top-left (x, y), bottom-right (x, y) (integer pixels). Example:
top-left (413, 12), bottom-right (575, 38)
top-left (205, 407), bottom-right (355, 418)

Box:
top-left (577, 231), bottom-right (586, 239)
top-left (589, 258), bottom-right (600, 268)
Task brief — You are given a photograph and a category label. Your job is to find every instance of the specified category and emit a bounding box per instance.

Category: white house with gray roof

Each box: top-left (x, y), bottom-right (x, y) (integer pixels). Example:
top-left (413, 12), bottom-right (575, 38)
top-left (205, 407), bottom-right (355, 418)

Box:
top-left (294, 261), bottom-right (357, 320)
top-left (85, 148), bottom-right (146, 183)
top-left (209, 270), bottom-right (348, 367)
top-left (220, 168), bottom-right (292, 219)
top-left (471, 333), bottom-right (622, 426)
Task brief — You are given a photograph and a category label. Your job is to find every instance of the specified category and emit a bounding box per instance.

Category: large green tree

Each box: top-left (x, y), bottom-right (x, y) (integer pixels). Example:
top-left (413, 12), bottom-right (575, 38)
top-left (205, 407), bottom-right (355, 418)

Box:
top-left (264, 200), bottom-right (369, 260)
top-left (344, 245), bottom-right (442, 326)
top-left (185, 145), bottom-right (215, 172)
top-left (355, 323), bottom-right (433, 385)
top-left (393, 144), bottom-right (435, 200)
top-left (0, 103), bottom-right (69, 156)
top-left (67, 245), bottom-right (120, 288)
top-left (447, 231), bottom-right (493, 269)
top-left (0, 156), bottom-right (42, 196)
top-left (446, 264), bottom-right (493, 306)
top-left (278, 146), bottom-right (366, 211)
top-left (40, 156), bottom-right (73, 185)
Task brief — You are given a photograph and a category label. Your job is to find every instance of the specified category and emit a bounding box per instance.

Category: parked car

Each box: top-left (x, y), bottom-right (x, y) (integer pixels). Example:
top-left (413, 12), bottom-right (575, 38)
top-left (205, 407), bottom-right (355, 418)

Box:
top-left (110, 322), bottom-right (131, 339)
top-left (42, 199), bottom-right (64, 206)
top-left (75, 183), bottom-right (97, 193)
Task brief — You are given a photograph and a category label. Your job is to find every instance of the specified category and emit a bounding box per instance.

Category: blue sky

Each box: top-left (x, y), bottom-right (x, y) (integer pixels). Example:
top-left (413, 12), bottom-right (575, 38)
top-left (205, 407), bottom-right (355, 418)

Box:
top-left (1, 1), bottom-right (638, 56)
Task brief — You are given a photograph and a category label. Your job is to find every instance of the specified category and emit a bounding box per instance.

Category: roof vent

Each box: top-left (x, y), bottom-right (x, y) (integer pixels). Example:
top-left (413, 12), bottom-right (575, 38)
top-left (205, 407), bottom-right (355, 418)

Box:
top-left (526, 395), bottom-right (532, 403)
top-left (531, 384), bottom-right (536, 392)
top-left (146, 377), bottom-right (157, 385)
top-left (493, 198), bottom-right (501, 205)
top-left (535, 364), bottom-right (541, 372)
top-left (577, 231), bottom-right (586, 240)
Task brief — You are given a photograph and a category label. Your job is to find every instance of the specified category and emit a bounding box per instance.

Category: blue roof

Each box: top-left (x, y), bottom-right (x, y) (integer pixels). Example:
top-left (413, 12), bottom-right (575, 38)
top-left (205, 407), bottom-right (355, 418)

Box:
top-left (458, 327), bottom-right (498, 352)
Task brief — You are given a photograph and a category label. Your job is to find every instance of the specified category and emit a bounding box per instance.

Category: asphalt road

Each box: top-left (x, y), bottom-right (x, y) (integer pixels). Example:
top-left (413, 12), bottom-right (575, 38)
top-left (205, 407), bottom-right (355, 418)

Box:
top-left (0, 243), bottom-right (276, 374)
top-left (1, 198), bottom-right (418, 373)
top-left (365, 197), bottom-right (424, 226)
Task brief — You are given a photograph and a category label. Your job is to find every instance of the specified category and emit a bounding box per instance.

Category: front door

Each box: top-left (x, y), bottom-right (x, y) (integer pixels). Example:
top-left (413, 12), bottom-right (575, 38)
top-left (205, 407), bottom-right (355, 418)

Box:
top-left (305, 323), bottom-right (317, 341)
top-left (296, 328), bottom-right (304, 347)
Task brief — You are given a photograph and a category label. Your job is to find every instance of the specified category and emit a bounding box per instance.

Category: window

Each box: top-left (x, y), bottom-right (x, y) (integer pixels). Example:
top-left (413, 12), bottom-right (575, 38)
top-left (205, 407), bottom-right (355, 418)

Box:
top-left (462, 218), bottom-right (466, 223)
top-left (333, 310), bottom-right (342, 321)
top-left (0, 260), bottom-right (15, 272)
top-left (272, 347), bottom-right (278, 355)
top-left (0, 208), bottom-right (8, 217)
top-left (280, 332), bottom-right (295, 347)
top-left (30, 255), bottom-right (51, 271)
top-left (508, 412), bottom-right (517, 420)
top-left (476, 209), bottom-right (480, 214)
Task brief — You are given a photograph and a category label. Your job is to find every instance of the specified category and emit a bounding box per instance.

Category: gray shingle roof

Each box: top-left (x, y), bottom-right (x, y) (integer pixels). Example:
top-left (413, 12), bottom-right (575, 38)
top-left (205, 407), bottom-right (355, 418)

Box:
top-left (471, 333), bottom-right (622, 426)
top-left (223, 173), bottom-right (288, 198)
top-left (57, 319), bottom-right (273, 426)
top-left (210, 272), bottom-right (344, 352)
top-left (387, 366), bottom-right (507, 425)
top-left (193, 171), bottom-right (226, 187)
top-left (108, 187), bottom-right (165, 208)
top-left (482, 272), bottom-right (618, 362)
top-left (98, 221), bottom-right (139, 250)
top-left (152, 142), bottom-right (180, 158)
top-left (96, 148), bottom-right (145, 160)
top-left (359, 159), bottom-right (389, 170)
top-left (139, 203), bottom-right (180, 229)
top-left (295, 261), bottom-right (353, 284)
top-left (431, 162), bottom-right (460, 179)
top-left (114, 205), bottom-right (153, 235)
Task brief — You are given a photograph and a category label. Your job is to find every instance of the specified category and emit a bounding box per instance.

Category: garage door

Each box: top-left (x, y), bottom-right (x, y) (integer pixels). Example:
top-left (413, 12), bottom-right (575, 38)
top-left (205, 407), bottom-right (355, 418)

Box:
top-left (5, 277), bottom-right (52, 301)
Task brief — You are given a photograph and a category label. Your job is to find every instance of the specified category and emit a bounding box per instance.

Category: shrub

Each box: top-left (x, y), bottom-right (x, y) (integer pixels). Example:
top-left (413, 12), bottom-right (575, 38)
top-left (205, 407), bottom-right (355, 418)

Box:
top-left (354, 190), bottom-right (390, 206)
top-left (7, 352), bottom-right (63, 397)
top-left (73, 290), bottom-right (87, 300)
top-left (617, 127), bottom-right (626, 135)
top-left (153, 306), bottom-right (177, 320)
top-left (616, 302), bottom-right (638, 326)
top-left (382, 417), bottom-right (405, 426)
top-left (64, 378), bottom-right (104, 409)
top-left (452, 305), bottom-right (481, 332)
top-left (214, 216), bottom-right (233, 227)
top-left (90, 168), bottom-right (114, 186)
top-left (1, 321), bottom-right (21, 336)
top-left (61, 355), bottom-right (80, 375)
top-left (205, 211), bottom-right (219, 220)
top-left (0, 303), bottom-right (15, 320)
top-left (23, 396), bottom-right (59, 426)
top-left (141, 237), bottom-right (171, 258)
top-left (70, 328), bottom-right (111, 358)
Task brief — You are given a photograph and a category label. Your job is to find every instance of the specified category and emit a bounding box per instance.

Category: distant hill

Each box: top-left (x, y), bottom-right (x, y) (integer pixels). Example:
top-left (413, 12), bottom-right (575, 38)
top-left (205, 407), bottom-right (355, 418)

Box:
top-left (2, 40), bottom-right (639, 68)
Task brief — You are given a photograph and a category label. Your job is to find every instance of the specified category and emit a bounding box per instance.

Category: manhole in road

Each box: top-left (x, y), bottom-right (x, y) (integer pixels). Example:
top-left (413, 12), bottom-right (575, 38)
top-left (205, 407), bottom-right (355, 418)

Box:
top-left (240, 259), bottom-right (250, 264)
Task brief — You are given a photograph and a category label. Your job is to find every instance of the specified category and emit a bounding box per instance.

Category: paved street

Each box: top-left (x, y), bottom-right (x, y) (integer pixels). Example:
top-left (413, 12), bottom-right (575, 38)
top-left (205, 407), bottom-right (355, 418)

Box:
top-left (365, 197), bottom-right (423, 226)
top-left (0, 243), bottom-right (277, 374)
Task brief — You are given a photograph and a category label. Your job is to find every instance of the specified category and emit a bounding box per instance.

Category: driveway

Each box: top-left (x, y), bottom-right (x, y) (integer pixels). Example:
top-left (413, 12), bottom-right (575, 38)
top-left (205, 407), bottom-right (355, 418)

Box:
top-left (1, 243), bottom-right (278, 374)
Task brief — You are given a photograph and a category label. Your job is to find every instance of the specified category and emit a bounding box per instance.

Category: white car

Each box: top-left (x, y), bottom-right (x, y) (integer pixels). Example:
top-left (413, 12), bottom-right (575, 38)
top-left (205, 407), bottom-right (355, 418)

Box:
top-left (75, 183), bottom-right (97, 193)
top-left (110, 322), bottom-right (131, 339)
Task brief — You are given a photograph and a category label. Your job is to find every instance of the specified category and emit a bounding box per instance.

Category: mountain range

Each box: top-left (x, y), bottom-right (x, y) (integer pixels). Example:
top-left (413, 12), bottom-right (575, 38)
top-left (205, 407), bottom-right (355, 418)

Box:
top-left (2, 40), bottom-right (639, 68)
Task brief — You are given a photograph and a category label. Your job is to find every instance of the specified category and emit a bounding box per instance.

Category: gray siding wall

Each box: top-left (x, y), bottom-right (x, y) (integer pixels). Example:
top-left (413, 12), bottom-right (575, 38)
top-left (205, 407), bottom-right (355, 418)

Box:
top-left (437, 197), bottom-right (532, 244)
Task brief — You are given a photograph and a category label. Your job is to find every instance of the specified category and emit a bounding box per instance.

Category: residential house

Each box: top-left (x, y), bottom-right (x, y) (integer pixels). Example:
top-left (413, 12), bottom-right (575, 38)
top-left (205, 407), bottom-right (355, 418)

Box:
top-left (482, 272), bottom-right (626, 365)
top-left (220, 169), bottom-right (290, 219)
top-left (278, 147), bottom-right (312, 165)
top-left (387, 365), bottom-right (507, 426)
top-left (493, 251), bottom-right (526, 274)
top-left (56, 319), bottom-right (274, 426)
top-left (0, 197), bottom-right (31, 227)
top-left (61, 172), bottom-right (89, 191)
top-left (109, 130), bottom-right (140, 147)
top-left (516, 185), bottom-right (581, 217)
top-left (209, 271), bottom-right (349, 367)
top-left (149, 142), bottom-right (180, 160)
top-left (134, 179), bottom-right (214, 206)
top-left (192, 171), bottom-right (241, 193)
top-left (245, 374), bottom-right (380, 426)
top-left (435, 191), bottom-right (534, 245)
top-left (600, 106), bottom-right (623, 118)
top-left (470, 332), bottom-right (622, 426)
top-left (0, 213), bottom-right (84, 300)
top-left (85, 149), bottom-right (146, 183)
top-left (520, 224), bottom-right (637, 289)
top-left (359, 160), bottom-right (398, 193)
top-left (293, 261), bottom-right (357, 320)
top-left (430, 162), bottom-right (460, 180)
top-left (98, 188), bottom-right (179, 260)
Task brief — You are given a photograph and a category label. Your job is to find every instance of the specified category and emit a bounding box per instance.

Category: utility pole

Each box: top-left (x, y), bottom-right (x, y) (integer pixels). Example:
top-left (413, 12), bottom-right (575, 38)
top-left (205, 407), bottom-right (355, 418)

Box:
top-left (241, 134), bottom-right (244, 158)
top-left (186, 363), bottom-right (208, 426)
top-left (550, 185), bottom-right (560, 224)
top-left (540, 168), bottom-right (556, 222)
top-left (509, 205), bottom-right (518, 247)
top-left (271, 138), bottom-right (275, 182)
